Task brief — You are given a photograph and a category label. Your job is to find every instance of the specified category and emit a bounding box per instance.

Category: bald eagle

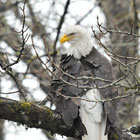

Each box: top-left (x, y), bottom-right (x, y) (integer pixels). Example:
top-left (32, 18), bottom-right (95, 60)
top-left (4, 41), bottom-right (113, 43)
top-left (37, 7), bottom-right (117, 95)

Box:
top-left (51, 25), bottom-right (116, 140)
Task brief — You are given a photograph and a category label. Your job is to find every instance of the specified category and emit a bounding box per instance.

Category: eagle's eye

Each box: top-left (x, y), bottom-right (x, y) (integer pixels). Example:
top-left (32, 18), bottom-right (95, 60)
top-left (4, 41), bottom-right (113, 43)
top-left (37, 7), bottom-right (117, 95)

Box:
top-left (67, 32), bottom-right (76, 36)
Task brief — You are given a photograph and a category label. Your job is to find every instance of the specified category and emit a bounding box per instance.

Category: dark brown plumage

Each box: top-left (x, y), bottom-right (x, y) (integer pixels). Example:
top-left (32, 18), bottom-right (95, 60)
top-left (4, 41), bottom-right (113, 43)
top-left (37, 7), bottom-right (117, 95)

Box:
top-left (51, 46), bottom-right (116, 136)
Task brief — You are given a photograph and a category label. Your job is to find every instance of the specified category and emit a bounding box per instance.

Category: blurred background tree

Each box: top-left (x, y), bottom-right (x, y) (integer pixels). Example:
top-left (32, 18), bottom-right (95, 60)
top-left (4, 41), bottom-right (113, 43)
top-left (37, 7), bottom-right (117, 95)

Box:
top-left (0, 0), bottom-right (140, 140)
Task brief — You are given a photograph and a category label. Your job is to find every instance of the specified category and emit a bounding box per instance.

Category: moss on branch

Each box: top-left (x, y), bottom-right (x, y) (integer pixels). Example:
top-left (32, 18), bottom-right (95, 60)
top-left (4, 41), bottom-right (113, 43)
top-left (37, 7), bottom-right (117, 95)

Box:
top-left (0, 97), bottom-right (140, 140)
top-left (0, 97), bottom-right (80, 138)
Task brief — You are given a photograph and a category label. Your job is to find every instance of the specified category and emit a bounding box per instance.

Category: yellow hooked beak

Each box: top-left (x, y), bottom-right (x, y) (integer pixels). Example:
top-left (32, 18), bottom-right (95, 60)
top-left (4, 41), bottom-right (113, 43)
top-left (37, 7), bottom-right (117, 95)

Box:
top-left (60, 34), bottom-right (74, 44)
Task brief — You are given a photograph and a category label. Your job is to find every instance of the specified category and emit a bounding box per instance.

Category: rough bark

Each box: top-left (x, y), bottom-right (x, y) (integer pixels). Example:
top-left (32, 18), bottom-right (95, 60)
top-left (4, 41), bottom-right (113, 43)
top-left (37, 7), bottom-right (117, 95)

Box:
top-left (0, 97), bottom-right (140, 140)
top-left (0, 97), bottom-right (80, 139)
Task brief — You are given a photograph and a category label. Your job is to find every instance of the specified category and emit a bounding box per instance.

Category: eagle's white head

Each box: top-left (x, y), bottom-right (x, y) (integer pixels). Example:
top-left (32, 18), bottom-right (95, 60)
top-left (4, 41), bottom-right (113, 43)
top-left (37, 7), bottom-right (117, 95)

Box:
top-left (60, 25), bottom-right (93, 59)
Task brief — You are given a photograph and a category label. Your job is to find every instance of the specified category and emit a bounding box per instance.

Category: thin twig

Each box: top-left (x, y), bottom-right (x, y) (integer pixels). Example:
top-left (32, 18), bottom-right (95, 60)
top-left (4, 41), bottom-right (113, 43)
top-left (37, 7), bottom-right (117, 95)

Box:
top-left (53, 0), bottom-right (71, 58)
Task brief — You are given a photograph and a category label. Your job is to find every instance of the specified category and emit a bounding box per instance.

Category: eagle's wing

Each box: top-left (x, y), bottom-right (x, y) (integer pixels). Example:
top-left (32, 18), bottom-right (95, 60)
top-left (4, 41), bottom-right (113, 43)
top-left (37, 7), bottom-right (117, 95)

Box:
top-left (81, 47), bottom-right (117, 134)
top-left (51, 54), bottom-right (87, 135)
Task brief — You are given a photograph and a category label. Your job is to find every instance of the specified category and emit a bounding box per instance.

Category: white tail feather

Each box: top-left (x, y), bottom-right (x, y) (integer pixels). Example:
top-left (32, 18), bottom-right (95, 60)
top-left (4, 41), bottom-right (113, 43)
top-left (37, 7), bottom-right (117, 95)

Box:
top-left (80, 89), bottom-right (108, 140)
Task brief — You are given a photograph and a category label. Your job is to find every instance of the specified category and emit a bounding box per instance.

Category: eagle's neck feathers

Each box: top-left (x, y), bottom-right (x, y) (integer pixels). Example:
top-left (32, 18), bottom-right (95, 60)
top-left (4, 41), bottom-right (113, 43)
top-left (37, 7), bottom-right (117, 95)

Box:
top-left (66, 38), bottom-right (93, 59)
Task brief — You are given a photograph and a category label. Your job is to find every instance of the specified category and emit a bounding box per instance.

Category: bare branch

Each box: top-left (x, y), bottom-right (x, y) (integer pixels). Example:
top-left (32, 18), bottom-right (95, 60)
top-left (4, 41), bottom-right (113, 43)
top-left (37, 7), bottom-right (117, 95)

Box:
top-left (53, 0), bottom-right (71, 58)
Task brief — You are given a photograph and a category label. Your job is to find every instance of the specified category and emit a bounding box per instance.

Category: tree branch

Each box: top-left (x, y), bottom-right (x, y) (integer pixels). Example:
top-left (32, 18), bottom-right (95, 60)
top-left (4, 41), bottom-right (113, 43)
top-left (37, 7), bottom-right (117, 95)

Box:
top-left (0, 97), bottom-right (140, 140)
top-left (0, 97), bottom-right (80, 139)
top-left (53, 0), bottom-right (71, 57)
